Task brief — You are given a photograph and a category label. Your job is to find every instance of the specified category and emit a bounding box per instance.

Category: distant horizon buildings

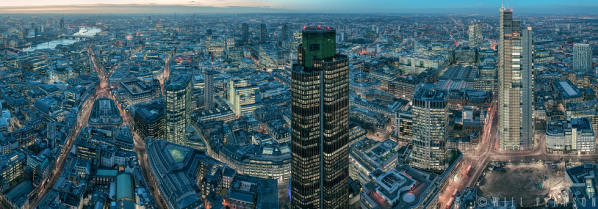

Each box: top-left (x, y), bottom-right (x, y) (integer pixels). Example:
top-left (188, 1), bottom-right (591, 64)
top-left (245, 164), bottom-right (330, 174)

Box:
top-left (165, 74), bottom-right (191, 145)
top-left (241, 23), bottom-right (249, 45)
top-left (260, 23), bottom-right (267, 43)
top-left (573, 43), bottom-right (593, 74)
top-left (498, 7), bottom-right (534, 151)
top-left (291, 26), bottom-right (350, 209)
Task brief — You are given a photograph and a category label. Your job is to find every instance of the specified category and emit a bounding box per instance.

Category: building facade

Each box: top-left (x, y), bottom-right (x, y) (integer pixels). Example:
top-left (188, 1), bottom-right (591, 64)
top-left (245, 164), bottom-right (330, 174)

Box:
top-left (204, 69), bottom-right (217, 110)
top-left (498, 8), bottom-right (534, 150)
top-left (573, 43), bottom-right (592, 74)
top-left (546, 118), bottom-right (595, 154)
top-left (291, 26), bottom-right (350, 209)
top-left (165, 74), bottom-right (191, 145)
top-left (409, 85), bottom-right (449, 171)
top-left (227, 78), bottom-right (260, 116)
top-left (468, 23), bottom-right (483, 47)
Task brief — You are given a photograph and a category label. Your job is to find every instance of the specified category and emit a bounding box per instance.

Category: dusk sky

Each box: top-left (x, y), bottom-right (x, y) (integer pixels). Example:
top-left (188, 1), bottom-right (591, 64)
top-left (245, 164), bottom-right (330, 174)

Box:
top-left (1, 0), bottom-right (597, 13)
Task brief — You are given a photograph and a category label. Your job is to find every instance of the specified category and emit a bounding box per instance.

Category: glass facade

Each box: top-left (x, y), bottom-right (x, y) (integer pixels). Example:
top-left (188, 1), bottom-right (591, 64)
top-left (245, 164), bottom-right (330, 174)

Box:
top-left (291, 26), bottom-right (349, 209)
top-left (498, 8), bottom-right (534, 151)
top-left (409, 87), bottom-right (449, 171)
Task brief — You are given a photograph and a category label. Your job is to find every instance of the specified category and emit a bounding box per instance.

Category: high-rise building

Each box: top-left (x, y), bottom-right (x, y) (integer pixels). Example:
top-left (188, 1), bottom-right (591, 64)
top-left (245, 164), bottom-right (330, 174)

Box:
top-left (291, 26), bottom-right (349, 209)
top-left (227, 78), bottom-right (259, 116)
top-left (573, 43), bottom-right (593, 74)
top-left (165, 74), bottom-right (191, 145)
top-left (281, 23), bottom-right (289, 42)
top-left (468, 22), bottom-right (483, 47)
top-left (204, 69), bottom-right (217, 110)
top-left (498, 8), bottom-right (534, 150)
top-left (260, 23), bottom-right (267, 43)
top-left (241, 23), bottom-right (249, 45)
top-left (408, 85), bottom-right (449, 171)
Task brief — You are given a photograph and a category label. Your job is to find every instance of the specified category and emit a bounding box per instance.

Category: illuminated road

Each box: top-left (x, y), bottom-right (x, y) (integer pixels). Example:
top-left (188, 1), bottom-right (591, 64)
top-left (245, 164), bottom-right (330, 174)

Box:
top-left (88, 45), bottom-right (168, 209)
top-left (25, 53), bottom-right (100, 209)
top-left (158, 53), bottom-right (172, 96)
top-left (438, 100), bottom-right (498, 208)
top-left (439, 99), bottom-right (598, 208)
top-left (27, 44), bottom-right (166, 209)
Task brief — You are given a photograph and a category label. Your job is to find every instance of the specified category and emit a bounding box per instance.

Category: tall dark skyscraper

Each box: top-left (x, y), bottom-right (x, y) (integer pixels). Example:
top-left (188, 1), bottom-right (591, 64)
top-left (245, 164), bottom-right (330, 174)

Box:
top-left (498, 8), bottom-right (534, 150)
top-left (241, 23), bottom-right (249, 45)
top-left (291, 26), bottom-right (349, 209)
top-left (260, 23), bottom-right (267, 43)
top-left (281, 23), bottom-right (289, 41)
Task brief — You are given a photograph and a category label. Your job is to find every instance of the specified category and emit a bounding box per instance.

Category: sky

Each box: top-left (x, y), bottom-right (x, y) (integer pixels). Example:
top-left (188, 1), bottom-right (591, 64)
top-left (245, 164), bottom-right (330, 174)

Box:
top-left (1, 0), bottom-right (597, 13)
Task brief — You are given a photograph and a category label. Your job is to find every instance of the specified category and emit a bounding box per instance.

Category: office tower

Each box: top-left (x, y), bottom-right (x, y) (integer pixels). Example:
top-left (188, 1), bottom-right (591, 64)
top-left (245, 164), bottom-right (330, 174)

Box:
top-left (204, 69), bottom-right (217, 110)
top-left (59, 17), bottom-right (64, 29)
top-left (241, 23), bottom-right (249, 45)
top-left (133, 100), bottom-right (165, 139)
top-left (260, 23), bottom-right (267, 43)
top-left (281, 24), bottom-right (289, 41)
top-left (291, 26), bottom-right (349, 209)
top-left (498, 8), bottom-right (534, 150)
top-left (521, 27), bottom-right (534, 149)
top-left (573, 43), bottom-right (592, 74)
top-left (165, 74), bottom-right (191, 145)
top-left (408, 85), bottom-right (449, 171)
top-left (46, 122), bottom-right (56, 148)
top-left (468, 22), bottom-right (483, 47)
top-left (227, 78), bottom-right (259, 116)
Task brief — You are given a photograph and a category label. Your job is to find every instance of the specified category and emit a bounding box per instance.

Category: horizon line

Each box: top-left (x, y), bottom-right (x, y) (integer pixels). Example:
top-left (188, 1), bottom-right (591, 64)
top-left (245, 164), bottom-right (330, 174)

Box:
top-left (0, 4), bottom-right (597, 15)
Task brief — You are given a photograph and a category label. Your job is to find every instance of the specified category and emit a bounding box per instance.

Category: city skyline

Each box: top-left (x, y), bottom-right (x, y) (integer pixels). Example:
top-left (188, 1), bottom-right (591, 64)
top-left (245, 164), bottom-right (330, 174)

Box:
top-left (1, 0), bottom-right (598, 14)
top-left (0, 1), bottom-right (597, 209)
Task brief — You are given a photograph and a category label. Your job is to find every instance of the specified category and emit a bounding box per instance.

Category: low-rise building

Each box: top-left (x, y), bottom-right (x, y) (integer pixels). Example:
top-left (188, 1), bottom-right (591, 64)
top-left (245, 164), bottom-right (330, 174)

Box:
top-left (0, 151), bottom-right (25, 192)
top-left (566, 164), bottom-right (598, 209)
top-left (350, 138), bottom-right (400, 185)
top-left (546, 118), bottom-right (595, 153)
top-left (360, 166), bottom-right (434, 209)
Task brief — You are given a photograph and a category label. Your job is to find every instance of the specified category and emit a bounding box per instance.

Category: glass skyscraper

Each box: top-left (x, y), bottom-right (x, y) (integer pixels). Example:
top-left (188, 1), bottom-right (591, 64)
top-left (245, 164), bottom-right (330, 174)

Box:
top-left (290, 26), bottom-right (349, 209)
top-left (409, 85), bottom-right (449, 171)
top-left (498, 8), bottom-right (534, 150)
top-left (165, 74), bottom-right (191, 145)
top-left (573, 43), bottom-right (593, 74)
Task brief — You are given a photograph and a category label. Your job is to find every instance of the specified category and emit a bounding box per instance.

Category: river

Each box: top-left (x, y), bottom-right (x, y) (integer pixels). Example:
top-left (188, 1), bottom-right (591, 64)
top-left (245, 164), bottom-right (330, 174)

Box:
top-left (23, 27), bottom-right (102, 52)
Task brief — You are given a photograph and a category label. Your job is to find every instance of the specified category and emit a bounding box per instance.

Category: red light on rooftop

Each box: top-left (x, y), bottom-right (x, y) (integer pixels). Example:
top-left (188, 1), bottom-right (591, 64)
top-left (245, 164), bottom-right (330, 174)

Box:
top-left (303, 25), bottom-right (306, 30)
top-left (317, 25), bottom-right (321, 29)
top-left (326, 26), bottom-right (330, 30)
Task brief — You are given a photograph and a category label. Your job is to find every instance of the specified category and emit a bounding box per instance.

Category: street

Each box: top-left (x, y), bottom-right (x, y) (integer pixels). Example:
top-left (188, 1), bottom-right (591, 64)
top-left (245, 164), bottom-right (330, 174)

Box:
top-left (25, 44), bottom-right (167, 209)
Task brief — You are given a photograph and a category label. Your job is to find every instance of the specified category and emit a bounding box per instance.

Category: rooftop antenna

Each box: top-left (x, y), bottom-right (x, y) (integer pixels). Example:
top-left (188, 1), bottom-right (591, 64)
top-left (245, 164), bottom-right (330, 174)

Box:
top-left (501, 0), bottom-right (504, 9)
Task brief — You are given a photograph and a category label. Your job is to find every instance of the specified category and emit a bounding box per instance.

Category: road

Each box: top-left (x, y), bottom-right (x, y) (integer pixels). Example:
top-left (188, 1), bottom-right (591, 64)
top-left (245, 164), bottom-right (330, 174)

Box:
top-left (439, 99), bottom-right (598, 209)
top-left (26, 44), bottom-right (167, 209)
top-left (437, 100), bottom-right (498, 208)
top-left (24, 56), bottom-right (99, 209)
top-left (158, 53), bottom-right (172, 96)
top-left (88, 45), bottom-right (168, 209)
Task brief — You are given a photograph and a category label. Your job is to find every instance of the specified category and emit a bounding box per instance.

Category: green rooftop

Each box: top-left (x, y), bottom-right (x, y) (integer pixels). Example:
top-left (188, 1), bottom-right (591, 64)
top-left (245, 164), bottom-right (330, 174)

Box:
top-left (168, 146), bottom-right (187, 163)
